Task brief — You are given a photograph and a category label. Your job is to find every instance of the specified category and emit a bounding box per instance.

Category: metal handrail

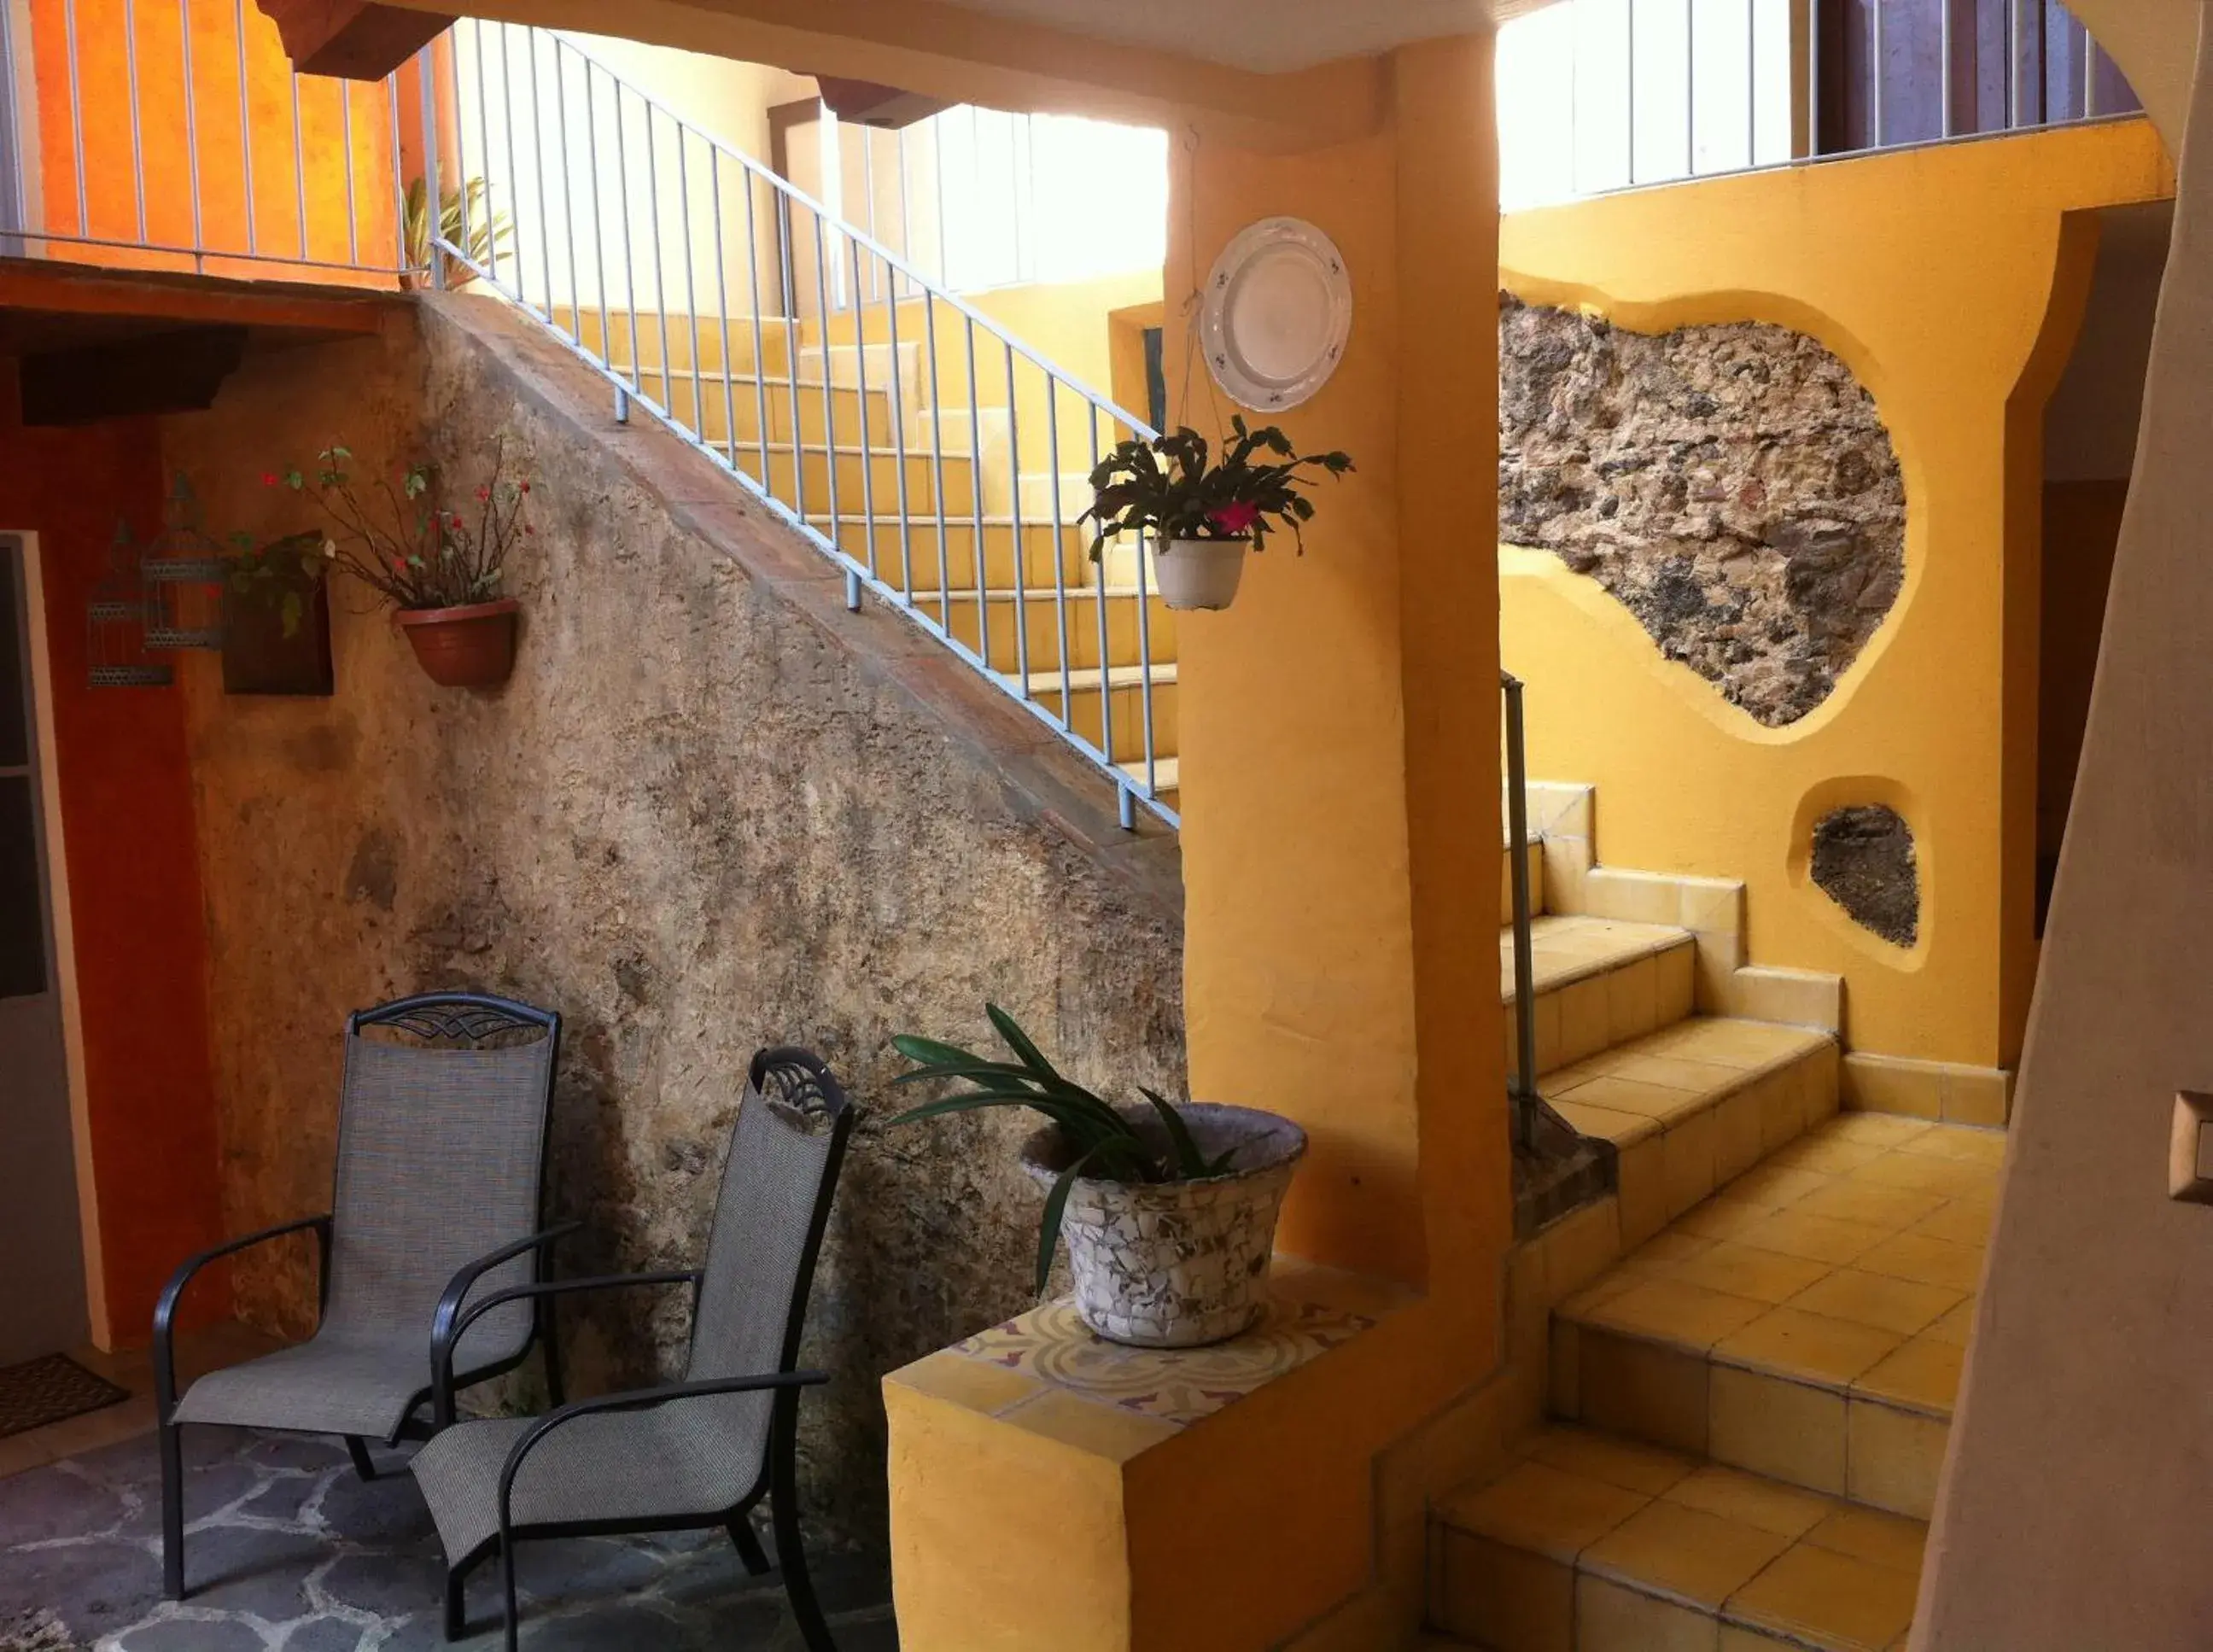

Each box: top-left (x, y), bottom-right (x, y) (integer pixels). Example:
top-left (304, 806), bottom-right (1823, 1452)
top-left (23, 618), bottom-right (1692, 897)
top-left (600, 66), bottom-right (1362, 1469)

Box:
top-left (1503, 671), bottom-right (1539, 1151)
top-left (424, 20), bottom-right (1174, 829)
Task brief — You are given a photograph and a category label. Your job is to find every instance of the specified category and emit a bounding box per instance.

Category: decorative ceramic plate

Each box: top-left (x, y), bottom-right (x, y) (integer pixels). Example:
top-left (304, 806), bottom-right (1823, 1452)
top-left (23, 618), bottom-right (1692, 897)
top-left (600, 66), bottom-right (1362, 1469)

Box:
top-left (1200, 217), bottom-right (1352, 412)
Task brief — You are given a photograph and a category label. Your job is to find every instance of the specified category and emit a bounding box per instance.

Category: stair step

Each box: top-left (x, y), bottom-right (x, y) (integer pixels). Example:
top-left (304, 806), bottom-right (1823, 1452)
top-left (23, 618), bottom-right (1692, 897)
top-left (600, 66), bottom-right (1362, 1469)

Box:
top-left (1503, 916), bottom-right (1696, 1077)
top-left (1553, 1112), bottom-right (1997, 1519)
top-left (1116, 756), bottom-right (1177, 794)
top-left (1432, 1421), bottom-right (1924, 1651)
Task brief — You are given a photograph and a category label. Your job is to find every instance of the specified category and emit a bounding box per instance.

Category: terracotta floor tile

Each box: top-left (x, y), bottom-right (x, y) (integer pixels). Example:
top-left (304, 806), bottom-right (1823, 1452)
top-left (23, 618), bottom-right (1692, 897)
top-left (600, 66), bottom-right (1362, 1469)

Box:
top-left (1582, 1497), bottom-right (1795, 1610)
top-left (1667, 1241), bottom-right (1836, 1305)
top-left (1662, 1464), bottom-right (1835, 1539)
top-left (1895, 1126), bottom-right (2007, 1165)
top-left (1440, 1458), bottom-right (1651, 1562)
top-left (1920, 1299), bottom-right (1978, 1349)
top-left (1854, 1232), bottom-right (1987, 1294)
top-left (1577, 1573), bottom-right (1717, 1652)
top-left (1764, 1135), bottom-right (1888, 1176)
top-left (1715, 1306), bottom-right (1906, 1387)
top-left (1553, 1098), bottom-right (1663, 1147)
top-left (1735, 1208), bottom-right (1890, 1266)
top-left (1784, 1270), bottom-right (1965, 1337)
top-left (1720, 1164), bottom-right (1836, 1212)
top-left (1852, 1337), bottom-right (1965, 1415)
top-left (1670, 1022), bottom-right (1822, 1071)
top-left (1791, 1180), bottom-right (1949, 1234)
top-left (1439, 1528), bottom-right (1574, 1652)
top-left (1571, 1074), bottom-right (1718, 1121)
top-left (1907, 1200), bottom-right (1998, 1247)
top-left (1672, 1195), bottom-right (1782, 1243)
top-left (1726, 1539), bottom-right (1918, 1650)
top-left (1708, 1366), bottom-right (1848, 1496)
top-left (1609, 1053), bottom-right (1748, 1094)
top-left (1849, 1152), bottom-right (1999, 1200)
top-left (1824, 1113), bottom-right (1934, 1147)
top-left (1802, 1505), bottom-right (1928, 1578)
top-left (1630, 1230), bottom-right (1721, 1268)
top-left (1584, 1276), bottom-right (1774, 1352)
top-left (1847, 1401), bottom-right (1949, 1519)
top-left (1521, 1427), bottom-right (1696, 1497)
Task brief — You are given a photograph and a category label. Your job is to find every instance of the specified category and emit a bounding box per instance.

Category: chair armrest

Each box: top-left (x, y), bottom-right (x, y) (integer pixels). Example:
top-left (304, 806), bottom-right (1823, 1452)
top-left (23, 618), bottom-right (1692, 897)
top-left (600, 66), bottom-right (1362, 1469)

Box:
top-left (152, 1214), bottom-right (332, 1418)
top-left (495, 1369), bottom-right (830, 1536)
top-left (430, 1268), bottom-right (702, 1427)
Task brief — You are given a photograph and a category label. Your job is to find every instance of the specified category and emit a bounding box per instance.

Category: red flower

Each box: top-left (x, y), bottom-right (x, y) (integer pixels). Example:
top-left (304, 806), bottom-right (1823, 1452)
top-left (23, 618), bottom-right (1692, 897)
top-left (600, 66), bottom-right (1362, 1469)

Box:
top-left (390, 557), bottom-right (407, 575)
top-left (476, 486), bottom-right (489, 501)
top-left (260, 472), bottom-right (277, 487)
top-left (1206, 500), bottom-right (1261, 536)
top-left (519, 481), bottom-right (530, 493)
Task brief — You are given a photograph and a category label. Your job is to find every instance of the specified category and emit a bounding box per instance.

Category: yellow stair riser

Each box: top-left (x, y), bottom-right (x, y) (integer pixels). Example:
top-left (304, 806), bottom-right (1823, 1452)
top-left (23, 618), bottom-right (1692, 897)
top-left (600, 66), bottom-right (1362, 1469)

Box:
top-left (938, 593), bottom-right (1180, 677)
top-left (558, 309), bottom-right (802, 377)
top-left (1022, 680), bottom-right (1177, 767)
top-left (753, 450), bottom-right (991, 520)
top-left (815, 520), bottom-right (1095, 592)
top-left (651, 377), bottom-right (908, 450)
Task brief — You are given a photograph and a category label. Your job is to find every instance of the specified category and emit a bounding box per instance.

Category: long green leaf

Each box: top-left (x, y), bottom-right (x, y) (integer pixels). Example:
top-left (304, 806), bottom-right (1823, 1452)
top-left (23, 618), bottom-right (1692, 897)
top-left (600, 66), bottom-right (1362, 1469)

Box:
top-left (1036, 1141), bottom-right (1111, 1293)
top-left (1138, 1085), bottom-right (1209, 1180)
top-left (985, 1002), bottom-right (1063, 1083)
top-left (884, 1089), bottom-right (1096, 1131)
top-left (890, 1034), bottom-right (995, 1070)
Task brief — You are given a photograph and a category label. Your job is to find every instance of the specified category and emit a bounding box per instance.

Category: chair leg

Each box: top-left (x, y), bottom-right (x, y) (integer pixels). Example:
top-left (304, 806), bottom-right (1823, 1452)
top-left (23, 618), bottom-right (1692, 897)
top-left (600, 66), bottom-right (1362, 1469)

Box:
top-left (502, 1536), bottom-right (522, 1652)
top-left (772, 1488), bottom-right (833, 1652)
top-left (345, 1435), bottom-right (379, 1482)
top-left (727, 1515), bottom-right (772, 1576)
top-left (158, 1420), bottom-right (186, 1600)
top-left (540, 1301), bottom-right (566, 1411)
top-left (444, 1554), bottom-right (472, 1642)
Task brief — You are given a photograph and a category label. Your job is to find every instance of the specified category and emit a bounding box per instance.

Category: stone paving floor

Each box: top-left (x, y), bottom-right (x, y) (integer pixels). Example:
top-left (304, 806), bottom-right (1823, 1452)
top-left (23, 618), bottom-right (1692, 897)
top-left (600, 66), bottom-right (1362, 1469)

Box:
top-left (0, 1427), bottom-right (896, 1651)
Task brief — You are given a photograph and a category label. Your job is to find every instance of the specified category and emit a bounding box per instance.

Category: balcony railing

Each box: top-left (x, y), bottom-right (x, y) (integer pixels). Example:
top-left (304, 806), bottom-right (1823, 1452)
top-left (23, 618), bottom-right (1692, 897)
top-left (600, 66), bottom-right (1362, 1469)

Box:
top-left (0, 0), bottom-right (416, 281)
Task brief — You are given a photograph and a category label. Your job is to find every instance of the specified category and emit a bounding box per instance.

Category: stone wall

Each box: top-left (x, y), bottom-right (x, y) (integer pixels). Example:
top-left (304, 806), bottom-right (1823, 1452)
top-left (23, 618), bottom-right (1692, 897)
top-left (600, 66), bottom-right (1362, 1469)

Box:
top-left (163, 296), bottom-right (1186, 1543)
top-left (1498, 295), bottom-right (1906, 726)
top-left (1811, 804), bottom-right (1919, 946)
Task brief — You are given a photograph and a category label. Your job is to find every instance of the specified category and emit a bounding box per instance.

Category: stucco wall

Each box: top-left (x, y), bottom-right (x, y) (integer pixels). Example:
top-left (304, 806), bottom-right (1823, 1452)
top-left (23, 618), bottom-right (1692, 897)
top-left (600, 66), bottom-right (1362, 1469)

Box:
top-left (161, 295), bottom-right (1185, 1540)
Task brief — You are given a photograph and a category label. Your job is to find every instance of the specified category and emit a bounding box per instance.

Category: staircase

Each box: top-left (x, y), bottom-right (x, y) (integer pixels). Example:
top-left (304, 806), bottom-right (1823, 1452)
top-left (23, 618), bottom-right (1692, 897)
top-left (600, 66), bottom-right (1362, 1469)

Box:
top-left (430, 20), bottom-right (1178, 825)
top-left (1439, 782), bottom-right (1994, 1649)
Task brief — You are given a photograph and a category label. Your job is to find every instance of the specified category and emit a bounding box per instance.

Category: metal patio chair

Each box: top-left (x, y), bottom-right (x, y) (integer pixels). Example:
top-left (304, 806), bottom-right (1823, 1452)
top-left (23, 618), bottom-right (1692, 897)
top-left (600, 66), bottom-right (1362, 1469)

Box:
top-left (409, 1046), bottom-right (855, 1652)
top-left (152, 991), bottom-right (569, 1601)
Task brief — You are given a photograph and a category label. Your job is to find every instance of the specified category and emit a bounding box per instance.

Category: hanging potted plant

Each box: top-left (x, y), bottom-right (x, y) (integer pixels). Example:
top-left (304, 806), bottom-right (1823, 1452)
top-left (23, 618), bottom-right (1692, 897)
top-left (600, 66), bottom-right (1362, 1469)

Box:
top-left (887, 1005), bottom-right (1306, 1349)
top-left (273, 438), bottom-right (534, 689)
top-left (219, 528), bottom-right (334, 696)
top-left (1077, 415), bottom-right (1353, 612)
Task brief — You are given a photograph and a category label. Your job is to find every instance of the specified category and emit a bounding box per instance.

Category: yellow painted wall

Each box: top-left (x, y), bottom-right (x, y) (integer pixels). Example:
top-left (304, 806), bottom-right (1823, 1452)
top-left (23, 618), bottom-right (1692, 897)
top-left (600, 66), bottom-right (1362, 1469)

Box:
top-left (1498, 118), bottom-right (2171, 1070)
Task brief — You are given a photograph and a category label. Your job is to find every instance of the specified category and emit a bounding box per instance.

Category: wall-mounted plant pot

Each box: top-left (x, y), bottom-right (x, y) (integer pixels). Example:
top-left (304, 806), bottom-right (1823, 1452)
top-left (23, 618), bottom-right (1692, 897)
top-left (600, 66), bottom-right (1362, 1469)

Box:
top-left (1021, 1103), bottom-right (1307, 1348)
top-left (394, 598), bottom-right (519, 688)
top-left (221, 578), bottom-right (333, 696)
top-left (1155, 537), bottom-right (1247, 611)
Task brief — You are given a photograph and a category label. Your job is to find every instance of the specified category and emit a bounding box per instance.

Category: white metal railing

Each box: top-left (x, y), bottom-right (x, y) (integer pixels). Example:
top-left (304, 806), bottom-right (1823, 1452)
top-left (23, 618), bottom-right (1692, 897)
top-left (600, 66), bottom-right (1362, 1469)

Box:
top-left (427, 21), bottom-right (1175, 828)
top-left (1498, 0), bottom-right (2140, 211)
top-left (0, 0), bottom-right (414, 279)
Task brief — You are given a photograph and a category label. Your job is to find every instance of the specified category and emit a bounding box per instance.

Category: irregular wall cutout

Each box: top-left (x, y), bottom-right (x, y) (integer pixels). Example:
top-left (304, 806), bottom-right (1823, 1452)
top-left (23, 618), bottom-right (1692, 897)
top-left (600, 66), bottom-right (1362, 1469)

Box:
top-left (1499, 295), bottom-right (1906, 726)
top-left (1812, 804), bottom-right (1919, 945)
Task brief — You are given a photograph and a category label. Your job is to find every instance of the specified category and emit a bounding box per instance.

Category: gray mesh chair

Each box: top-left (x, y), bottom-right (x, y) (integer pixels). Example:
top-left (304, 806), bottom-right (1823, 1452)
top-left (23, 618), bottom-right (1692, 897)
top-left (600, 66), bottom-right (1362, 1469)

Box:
top-left (152, 991), bottom-right (569, 1601)
top-left (410, 1047), bottom-right (855, 1652)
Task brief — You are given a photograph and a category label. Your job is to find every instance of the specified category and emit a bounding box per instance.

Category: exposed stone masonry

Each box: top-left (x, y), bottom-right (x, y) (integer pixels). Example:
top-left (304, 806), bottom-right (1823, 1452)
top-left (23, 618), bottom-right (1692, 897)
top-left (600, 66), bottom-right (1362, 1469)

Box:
top-left (1499, 294), bottom-right (1906, 726)
top-left (1812, 805), bottom-right (1920, 946)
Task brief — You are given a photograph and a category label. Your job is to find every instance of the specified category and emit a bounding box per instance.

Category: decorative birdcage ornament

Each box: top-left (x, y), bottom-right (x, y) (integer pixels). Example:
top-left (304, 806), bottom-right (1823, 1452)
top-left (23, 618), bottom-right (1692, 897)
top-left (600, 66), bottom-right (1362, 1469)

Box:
top-left (137, 473), bottom-right (226, 651)
top-left (85, 521), bottom-right (172, 688)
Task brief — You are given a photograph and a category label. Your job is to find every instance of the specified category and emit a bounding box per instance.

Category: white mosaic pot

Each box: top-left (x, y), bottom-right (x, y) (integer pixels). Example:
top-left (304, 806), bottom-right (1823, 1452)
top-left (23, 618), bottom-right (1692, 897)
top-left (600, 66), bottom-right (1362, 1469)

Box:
top-left (1021, 1104), bottom-right (1308, 1349)
top-left (1154, 537), bottom-right (1248, 610)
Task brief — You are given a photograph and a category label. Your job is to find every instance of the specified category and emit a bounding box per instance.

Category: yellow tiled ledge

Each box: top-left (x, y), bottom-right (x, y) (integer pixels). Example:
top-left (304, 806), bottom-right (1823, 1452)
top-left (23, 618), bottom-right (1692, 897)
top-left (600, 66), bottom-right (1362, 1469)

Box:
top-left (1842, 1050), bottom-right (2014, 1126)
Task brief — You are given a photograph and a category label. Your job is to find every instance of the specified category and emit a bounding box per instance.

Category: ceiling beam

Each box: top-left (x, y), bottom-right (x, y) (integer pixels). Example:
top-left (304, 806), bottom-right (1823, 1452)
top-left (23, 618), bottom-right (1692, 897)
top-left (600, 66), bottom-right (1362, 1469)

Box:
top-left (16, 326), bottom-right (251, 425)
top-left (256, 0), bottom-right (454, 79)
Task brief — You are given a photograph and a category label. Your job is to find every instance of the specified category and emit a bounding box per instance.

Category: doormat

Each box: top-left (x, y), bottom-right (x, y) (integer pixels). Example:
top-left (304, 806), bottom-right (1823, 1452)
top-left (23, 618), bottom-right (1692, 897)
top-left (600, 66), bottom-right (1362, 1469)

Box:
top-left (0, 1353), bottom-right (127, 1440)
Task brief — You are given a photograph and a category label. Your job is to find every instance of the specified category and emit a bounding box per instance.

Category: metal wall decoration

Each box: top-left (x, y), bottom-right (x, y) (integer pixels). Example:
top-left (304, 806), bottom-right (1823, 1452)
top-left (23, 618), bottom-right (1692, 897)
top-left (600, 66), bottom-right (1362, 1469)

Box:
top-left (138, 476), bottom-right (227, 651)
top-left (85, 525), bottom-right (172, 689)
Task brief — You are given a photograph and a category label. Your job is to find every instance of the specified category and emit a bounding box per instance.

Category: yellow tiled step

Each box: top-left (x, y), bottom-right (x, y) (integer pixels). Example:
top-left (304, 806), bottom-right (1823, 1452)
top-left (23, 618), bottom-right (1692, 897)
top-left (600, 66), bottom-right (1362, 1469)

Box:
top-left (1502, 915), bottom-right (1696, 1077)
top-left (932, 587), bottom-right (1178, 677)
top-left (1542, 1017), bottom-right (1842, 1247)
top-left (809, 517), bottom-right (1094, 591)
top-left (1551, 1113), bottom-right (1999, 1520)
top-left (1500, 834), bottom-right (1544, 927)
top-left (1432, 1421), bottom-right (1924, 1652)
top-left (1012, 669), bottom-right (1178, 766)
top-left (1116, 756), bottom-right (1178, 797)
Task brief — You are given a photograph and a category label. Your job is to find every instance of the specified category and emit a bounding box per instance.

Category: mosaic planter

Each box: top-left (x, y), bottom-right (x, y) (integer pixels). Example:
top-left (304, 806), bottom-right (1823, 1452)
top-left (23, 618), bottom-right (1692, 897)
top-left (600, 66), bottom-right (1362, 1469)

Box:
top-left (1022, 1104), bottom-right (1307, 1348)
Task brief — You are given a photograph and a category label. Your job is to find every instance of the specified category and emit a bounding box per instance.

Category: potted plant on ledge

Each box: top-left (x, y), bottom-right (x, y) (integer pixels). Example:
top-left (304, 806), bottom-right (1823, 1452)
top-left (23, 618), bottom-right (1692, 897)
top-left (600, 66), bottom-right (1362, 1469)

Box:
top-left (888, 1005), bottom-right (1307, 1348)
top-left (275, 439), bottom-right (534, 689)
top-left (1077, 414), bottom-right (1353, 612)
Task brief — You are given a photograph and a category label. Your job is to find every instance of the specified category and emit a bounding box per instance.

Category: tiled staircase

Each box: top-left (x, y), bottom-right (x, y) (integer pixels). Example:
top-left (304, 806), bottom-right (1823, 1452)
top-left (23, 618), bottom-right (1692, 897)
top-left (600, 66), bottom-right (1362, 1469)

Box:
top-left (1437, 783), bottom-right (1999, 1649)
top-left (561, 307), bottom-right (1182, 807)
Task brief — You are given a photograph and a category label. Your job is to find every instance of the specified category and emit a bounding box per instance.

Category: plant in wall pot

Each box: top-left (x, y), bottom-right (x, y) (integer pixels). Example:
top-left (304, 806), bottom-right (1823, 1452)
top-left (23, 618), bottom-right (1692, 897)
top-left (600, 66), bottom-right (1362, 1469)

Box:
top-left (888, 1005), bottom-right (1307, 1348)
top-left (275, 438), bottom-right (534, 688)
top-left (1077, 415), bottom-right (1353, 612)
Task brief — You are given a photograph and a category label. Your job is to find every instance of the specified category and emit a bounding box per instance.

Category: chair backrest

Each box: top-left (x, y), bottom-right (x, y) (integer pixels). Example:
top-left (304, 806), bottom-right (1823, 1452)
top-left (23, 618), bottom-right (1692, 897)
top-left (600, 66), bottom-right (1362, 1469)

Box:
top-left (323, 993), bottom-right (560, 1366)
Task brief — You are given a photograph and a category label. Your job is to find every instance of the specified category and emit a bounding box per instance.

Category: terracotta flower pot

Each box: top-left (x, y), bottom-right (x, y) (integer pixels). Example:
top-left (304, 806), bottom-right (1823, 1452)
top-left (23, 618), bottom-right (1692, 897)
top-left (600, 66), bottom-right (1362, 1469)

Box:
top-left (394, 598), bottom-right (519, 687)
top-left (1155, 537), bottom-right (1248, 610)
top-left (1021, 1104), bottom-right (1307, 1348)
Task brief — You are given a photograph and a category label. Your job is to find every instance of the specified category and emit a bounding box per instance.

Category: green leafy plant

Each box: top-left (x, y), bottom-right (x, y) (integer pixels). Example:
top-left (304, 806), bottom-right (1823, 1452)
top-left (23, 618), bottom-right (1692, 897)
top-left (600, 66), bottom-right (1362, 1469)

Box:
top-left (222, 529), bottom-right (328, 638)
top-left (269, 436), bottom-right (533, 612)
top-left (888, 1005), bottom-right (1235, 1292)
top-left (1076, 414), bottom-right (1352, 563)
top-left (400, 177), bottom-right (512, 289)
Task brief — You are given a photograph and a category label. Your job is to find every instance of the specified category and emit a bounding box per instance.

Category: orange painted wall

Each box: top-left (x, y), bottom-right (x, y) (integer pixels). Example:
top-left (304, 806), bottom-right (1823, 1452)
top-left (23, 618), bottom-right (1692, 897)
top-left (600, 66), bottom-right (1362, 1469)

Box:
top-left (0, 399), bottom-right (226, 1346)
top-left (25, 0), bottom-right (408, 280)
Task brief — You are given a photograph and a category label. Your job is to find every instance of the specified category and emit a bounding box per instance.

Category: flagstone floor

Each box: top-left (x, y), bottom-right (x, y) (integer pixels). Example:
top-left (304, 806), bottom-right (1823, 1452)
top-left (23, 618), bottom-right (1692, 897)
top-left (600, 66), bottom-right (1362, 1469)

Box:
top-left (0, 1423), bottom-right (896, 1651)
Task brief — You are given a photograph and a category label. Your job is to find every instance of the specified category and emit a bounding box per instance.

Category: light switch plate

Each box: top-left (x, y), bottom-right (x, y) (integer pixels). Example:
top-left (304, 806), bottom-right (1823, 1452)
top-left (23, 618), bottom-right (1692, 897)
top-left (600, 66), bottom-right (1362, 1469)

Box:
top-left (2170, 1092), bottom-right (2213, 1202)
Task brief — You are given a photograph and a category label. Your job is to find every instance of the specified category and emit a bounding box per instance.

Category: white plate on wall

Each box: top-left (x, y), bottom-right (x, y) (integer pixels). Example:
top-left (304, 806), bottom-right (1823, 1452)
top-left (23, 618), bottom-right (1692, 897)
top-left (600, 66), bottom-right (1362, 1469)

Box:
top-left (1200, 217), bottom-right (1352, 413)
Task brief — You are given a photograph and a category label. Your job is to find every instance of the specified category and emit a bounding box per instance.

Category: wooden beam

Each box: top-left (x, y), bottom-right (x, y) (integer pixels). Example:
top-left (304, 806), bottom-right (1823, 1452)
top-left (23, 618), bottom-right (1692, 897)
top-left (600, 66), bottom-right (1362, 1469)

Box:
top-left (0, 258), bottom-right (397, 336)
top-left (255, 0), bottom-right (453, 79)
top-left (16, 326), bottom-right (251, 425)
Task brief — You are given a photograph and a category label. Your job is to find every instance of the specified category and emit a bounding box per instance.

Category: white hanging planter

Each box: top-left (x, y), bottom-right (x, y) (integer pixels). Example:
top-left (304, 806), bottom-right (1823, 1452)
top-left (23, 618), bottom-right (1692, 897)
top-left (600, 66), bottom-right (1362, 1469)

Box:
top-left (1153, 537), bottom-right (1248, 611)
